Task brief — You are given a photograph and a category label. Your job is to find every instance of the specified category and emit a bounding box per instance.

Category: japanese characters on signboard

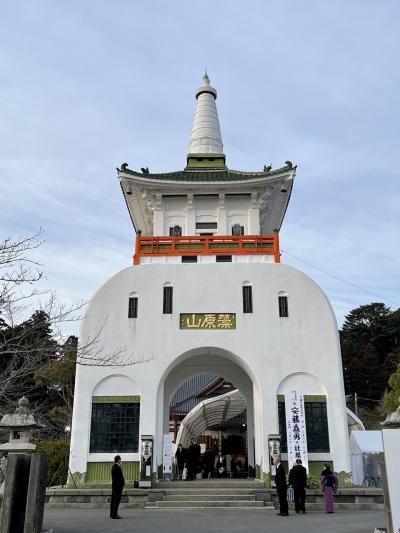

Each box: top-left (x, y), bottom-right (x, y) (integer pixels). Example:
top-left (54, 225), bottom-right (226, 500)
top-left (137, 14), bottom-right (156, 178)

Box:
top-left (284, 390), bottom-right (309, 472)
top-left (163, 433), bottom-right (172, 477)
top-left (180, 313), bottom-right (236, 329)
top-left (268, 434), bottom-right (281, 477)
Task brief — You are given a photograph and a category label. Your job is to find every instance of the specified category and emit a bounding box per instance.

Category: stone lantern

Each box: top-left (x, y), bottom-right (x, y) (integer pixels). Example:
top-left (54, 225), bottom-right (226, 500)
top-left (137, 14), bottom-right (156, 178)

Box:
top-left (0, 397), bottom-right (48, 533)
top-left (0, 397), bottom-right (43, 454)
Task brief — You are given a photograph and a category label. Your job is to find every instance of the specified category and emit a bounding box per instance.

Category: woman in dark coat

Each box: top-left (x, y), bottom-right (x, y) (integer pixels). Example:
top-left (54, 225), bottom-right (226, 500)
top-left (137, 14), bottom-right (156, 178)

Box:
top-left (320, 463), bottom-right (339, 513)
top-left (175, 444), bottom-right (186, 479)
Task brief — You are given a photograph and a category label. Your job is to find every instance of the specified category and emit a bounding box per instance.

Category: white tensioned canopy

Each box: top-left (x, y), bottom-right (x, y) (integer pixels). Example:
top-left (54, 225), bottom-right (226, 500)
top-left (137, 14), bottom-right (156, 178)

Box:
top-left (347, 408), bottom-right (365, 431)
top-left (349, 430), bottom-right (383, 486)
top-left (176, 390), bottom-right (246, 448)
top-left (349, 431), bottom-right (383, 455)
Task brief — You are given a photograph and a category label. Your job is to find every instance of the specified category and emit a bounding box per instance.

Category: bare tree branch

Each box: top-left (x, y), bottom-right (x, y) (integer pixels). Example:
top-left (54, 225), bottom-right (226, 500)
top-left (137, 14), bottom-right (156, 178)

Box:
top-left (0, 233), bottom-right (153, 425)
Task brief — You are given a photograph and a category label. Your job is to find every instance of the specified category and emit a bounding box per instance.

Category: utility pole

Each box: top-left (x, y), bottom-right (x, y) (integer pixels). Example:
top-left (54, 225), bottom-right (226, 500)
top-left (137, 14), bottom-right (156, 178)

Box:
top-left (354, 392), bottom-right (358, 417)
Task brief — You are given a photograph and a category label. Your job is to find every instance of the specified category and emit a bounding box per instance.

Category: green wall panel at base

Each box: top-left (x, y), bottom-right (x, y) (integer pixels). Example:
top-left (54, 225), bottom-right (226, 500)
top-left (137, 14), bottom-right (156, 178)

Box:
top-left (86, 461), bottom-right (140, 482)
top-left (263, 472), bottom-right (270, 487)
top-left (277, 394), bottom-right (327, 403)
top-left (307, 461), bottom-right (328, 479)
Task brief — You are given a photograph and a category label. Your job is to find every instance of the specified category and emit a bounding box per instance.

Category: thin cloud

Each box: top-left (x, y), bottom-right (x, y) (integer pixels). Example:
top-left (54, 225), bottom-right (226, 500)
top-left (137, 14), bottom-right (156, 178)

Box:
top-left (1, 1), bottom-right (399, 331)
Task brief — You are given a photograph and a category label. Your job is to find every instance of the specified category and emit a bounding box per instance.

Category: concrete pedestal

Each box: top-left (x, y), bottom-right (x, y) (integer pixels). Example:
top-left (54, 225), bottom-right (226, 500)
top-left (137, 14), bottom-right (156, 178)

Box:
top-left (24, 454), bottom-right (48, 533)
top-left (0, 454), bottom-right (31, 533)
top-left (0, 453), bottom-right (48, 533)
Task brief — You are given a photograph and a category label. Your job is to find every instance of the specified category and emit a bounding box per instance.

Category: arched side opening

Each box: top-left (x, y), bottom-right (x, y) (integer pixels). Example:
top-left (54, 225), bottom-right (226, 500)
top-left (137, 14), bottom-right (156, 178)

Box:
top-left (276, 372), bottom-right (332, 477)
top-left (85, 374), bottom-right (142, 483)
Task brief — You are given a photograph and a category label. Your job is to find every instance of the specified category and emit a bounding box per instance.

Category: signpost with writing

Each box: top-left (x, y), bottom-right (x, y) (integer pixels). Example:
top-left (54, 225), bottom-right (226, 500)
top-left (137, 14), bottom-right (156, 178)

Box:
top-left (180, 313), bottom-right (236, 329)
top-left (284, 390), bottom-right (309, 472)
top-left (268, 433), bottom-right (281, 487)
top-left (162, 433), bottom-right (173, 480)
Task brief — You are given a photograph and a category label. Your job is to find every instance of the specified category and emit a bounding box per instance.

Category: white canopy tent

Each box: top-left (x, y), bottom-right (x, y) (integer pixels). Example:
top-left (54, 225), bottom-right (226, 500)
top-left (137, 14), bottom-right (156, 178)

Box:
top-left (349, 430), bottom-right (383, 486)
top-left (175, 390), bottom-right (246, 448)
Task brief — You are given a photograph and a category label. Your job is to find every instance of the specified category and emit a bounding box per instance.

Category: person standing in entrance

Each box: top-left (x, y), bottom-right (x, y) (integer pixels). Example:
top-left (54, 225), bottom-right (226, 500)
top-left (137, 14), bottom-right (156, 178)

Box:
top-left (175, 444), bottom-right (186, 480)
top-left (274, 457), bottom-right (289, 516)
top-left (289, 458), bottom-right (308, 513)
top-left (188, 439), bottom-right (200, 479)
top-left (110, 455), bottom-right (125, 519)
top-left (202, 447), bottom-right (215, 479)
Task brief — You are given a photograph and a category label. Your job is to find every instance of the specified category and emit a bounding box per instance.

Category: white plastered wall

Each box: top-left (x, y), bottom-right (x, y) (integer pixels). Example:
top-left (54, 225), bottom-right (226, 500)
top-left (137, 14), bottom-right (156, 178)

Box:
top-left (226, 195), bottom-right (250, 234)
top-left (163, 196), bottom-right (186, 235)
top-left (69, 262), bottom-right (351, 478)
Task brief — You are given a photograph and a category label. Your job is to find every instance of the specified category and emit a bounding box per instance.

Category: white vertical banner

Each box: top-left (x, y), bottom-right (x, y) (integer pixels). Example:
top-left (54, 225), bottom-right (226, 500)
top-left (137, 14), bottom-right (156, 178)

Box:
top-left (162, 433), bottom-right (172, 476)
top-left (285, 390), bottom-right (309, 472)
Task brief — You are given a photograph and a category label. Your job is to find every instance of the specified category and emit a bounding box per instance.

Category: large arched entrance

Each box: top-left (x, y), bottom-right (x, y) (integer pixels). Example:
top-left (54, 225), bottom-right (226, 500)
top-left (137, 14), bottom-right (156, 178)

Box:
top-left (156, 347), bottom-right (262, 479)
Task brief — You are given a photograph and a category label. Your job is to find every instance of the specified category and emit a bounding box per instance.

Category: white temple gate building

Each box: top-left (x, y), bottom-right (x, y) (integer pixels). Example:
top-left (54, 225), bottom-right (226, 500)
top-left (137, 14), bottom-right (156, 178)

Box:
top-left (69, 74), bottom-right (351, 484)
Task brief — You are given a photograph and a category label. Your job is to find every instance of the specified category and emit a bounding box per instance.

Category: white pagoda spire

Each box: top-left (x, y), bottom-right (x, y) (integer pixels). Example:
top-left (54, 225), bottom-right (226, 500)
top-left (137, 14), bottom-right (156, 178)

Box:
top-left (187, 73), bottom-right (224, 155)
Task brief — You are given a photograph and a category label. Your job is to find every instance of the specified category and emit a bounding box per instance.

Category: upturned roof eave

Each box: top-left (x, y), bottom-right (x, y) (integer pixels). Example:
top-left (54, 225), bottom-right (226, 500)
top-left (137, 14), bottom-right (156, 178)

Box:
top-left (117, 164), bottom-right (296, 187)
top-left (118, 165), bottom-right (296, 235)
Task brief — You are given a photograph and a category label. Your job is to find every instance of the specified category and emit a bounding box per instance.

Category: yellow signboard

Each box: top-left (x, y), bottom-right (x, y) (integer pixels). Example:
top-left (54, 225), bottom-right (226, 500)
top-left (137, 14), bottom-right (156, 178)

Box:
top-left (180, 313), bottom-right (236, 330)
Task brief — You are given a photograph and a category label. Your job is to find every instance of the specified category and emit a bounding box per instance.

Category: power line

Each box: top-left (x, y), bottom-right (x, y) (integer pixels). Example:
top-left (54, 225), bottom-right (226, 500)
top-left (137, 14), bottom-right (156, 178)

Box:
top-left (281, 249), bottom-right (400, 307)
top-left (356, 396), bottom-right (382, 403)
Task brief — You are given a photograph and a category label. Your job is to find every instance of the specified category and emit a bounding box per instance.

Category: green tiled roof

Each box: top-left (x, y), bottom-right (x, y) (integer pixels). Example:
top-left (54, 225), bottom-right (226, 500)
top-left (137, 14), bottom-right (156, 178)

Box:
top-left (119, 164), bottom-right (295, 182)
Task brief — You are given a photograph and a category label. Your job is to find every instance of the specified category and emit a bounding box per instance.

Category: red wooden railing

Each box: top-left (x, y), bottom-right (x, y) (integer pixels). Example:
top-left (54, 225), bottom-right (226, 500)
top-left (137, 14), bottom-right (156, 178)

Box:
top-left (133, 233), bottom-right (280, 265)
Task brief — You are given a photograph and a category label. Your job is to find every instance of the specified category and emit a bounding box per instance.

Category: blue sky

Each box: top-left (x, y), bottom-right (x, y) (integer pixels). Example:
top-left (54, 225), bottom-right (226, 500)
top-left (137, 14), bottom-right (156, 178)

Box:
top-left (1, 1), bottom-right (399, 331)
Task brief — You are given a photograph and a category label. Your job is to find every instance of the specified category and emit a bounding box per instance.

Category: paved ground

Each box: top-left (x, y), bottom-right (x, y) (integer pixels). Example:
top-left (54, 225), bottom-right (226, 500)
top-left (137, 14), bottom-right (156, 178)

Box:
top-left (44, 508), bottom-right (386, 533)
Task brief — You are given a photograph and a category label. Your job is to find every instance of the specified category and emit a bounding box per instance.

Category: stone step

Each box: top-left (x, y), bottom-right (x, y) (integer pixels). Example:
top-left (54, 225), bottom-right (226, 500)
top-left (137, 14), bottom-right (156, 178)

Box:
top-left (158, 488), bottom-right (265, 495)
top-left (298, 503), bottom-right (384, 511)
top-left (153, 500), bottom-right (267, 508)
top-left (156, 481), bottom-right (263, 489)
top-left (145, 504), bottom-right (276, 510)
top-left (163, 494), bottom-right (256, 501)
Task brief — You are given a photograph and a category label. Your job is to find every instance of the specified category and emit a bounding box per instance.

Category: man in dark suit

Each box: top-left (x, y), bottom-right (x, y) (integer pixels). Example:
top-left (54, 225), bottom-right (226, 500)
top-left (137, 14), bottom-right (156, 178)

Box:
top-left (273, 457), bottom-right (289, 516)
top-left (110, 455), bottom-right (125, 519)
top-left (289, 458), bottom-right (308, 513)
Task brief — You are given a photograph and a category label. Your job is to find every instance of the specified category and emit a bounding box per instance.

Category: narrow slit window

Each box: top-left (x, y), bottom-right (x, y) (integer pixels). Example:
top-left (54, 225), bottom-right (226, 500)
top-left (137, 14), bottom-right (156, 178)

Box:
top-left (128, 297), bottom-right (138, 318)
top-left (196, 222), bottom-right (217, 230)
top-left (216, 255), bottom-right (232, 262)
top-left (243, 285), bottom-right (253, 313)
top-left (163, 286), bottom-right (173, 314)
top-left (182, 256), bottom-right (198, 263)
top-left (278, 295), bottom-right (289, 317)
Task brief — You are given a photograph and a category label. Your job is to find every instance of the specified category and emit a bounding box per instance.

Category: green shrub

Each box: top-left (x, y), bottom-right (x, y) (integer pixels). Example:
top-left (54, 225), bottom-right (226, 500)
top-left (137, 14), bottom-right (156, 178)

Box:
top-left (307, 474), bottom-right (319, 488)
top-left (35, 439), bottom-right (70, 486)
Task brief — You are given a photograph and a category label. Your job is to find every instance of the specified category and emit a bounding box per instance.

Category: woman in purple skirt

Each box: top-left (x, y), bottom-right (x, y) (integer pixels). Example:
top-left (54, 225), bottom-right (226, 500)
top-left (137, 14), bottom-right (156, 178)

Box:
top-left (320, 463), bottom-right (339, 513)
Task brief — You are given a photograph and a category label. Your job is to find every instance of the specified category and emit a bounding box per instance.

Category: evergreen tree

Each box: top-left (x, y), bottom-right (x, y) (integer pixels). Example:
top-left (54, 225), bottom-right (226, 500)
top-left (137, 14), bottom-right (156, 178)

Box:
top-left (340, 303), bottom-right (400, 406)
top-left (384, 365), bottom-right (400, 414)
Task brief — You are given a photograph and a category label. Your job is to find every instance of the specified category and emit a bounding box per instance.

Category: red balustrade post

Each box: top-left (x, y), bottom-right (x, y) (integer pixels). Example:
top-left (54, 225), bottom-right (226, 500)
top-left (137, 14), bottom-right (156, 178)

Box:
top-left (273, 232), bottom-right (281, 263)
top-left (133, 230), bottom-right (142, 265)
